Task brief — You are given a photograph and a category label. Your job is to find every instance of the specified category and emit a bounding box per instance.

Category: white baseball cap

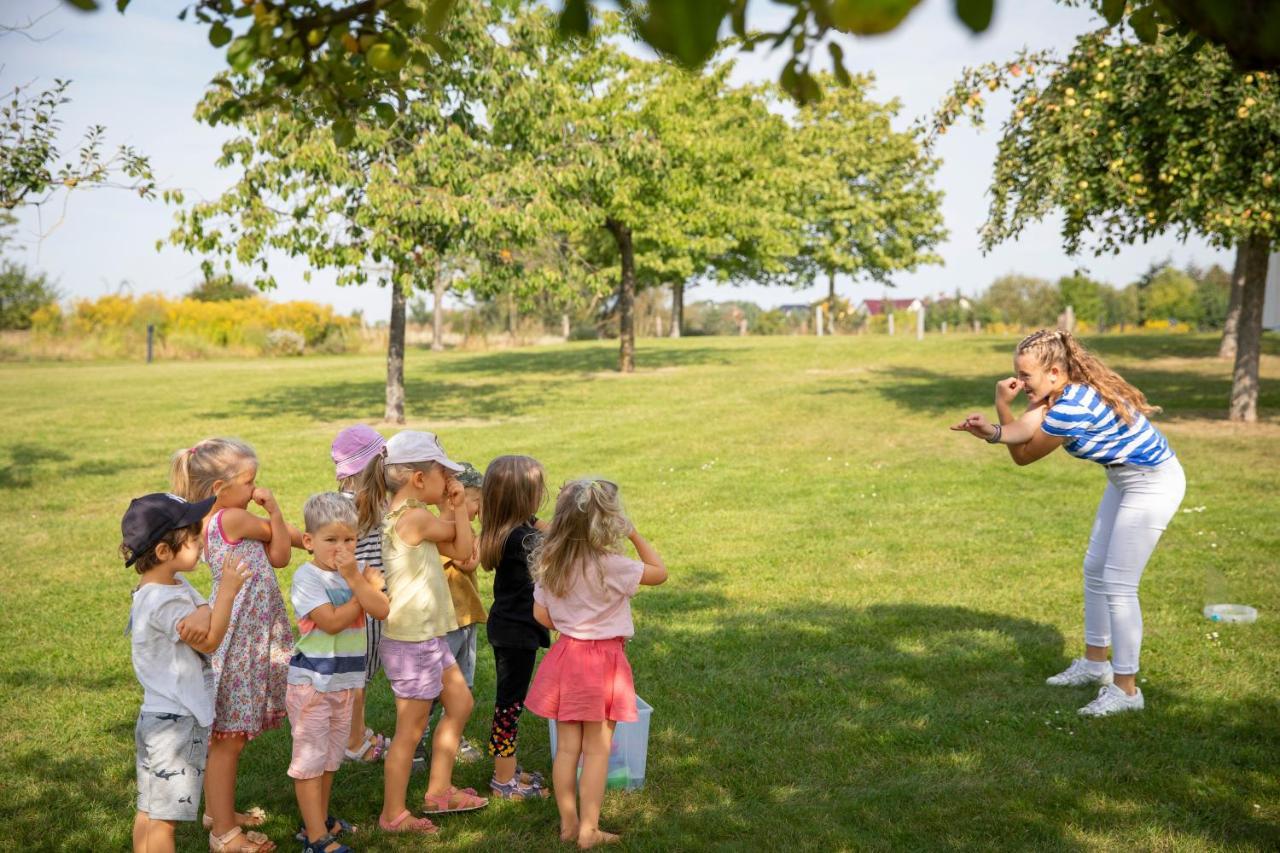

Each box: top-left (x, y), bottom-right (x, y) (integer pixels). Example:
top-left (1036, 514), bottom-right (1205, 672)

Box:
top-left (385, 430), bottom-right (464, 472)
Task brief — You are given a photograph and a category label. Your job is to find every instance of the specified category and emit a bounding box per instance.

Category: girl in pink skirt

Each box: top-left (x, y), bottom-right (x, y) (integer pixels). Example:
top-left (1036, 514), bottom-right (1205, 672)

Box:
top-left (525, 478), bottom-right (668, 850)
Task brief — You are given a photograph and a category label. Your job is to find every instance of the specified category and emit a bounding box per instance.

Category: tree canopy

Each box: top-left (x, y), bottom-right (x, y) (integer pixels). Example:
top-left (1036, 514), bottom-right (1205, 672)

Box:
top-left (938, 27), bottom-right (1278, 420)
top-left (70, 0), bottom-right (1280, 128)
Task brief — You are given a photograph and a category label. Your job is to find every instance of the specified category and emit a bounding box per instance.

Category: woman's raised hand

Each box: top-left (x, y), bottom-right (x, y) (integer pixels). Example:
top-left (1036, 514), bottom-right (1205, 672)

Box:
top-left (995, 377), bottom-right (1023, 404)
top-left (950, 412), bottom-right (996, 440)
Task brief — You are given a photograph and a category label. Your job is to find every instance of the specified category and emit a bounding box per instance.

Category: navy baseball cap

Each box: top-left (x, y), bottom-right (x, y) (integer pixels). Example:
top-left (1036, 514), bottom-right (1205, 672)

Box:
top-left (121, 493), bottom-right (215, 567)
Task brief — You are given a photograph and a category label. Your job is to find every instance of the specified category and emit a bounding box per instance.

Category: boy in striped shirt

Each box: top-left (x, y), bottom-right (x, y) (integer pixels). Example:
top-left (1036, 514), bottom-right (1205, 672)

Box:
top-left (288, 493), bottom-right (390, 852)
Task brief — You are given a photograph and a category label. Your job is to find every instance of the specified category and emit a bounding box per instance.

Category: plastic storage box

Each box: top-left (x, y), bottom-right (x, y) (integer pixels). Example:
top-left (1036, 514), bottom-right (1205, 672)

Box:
top-left (548, 696), bottom-right (652, 790)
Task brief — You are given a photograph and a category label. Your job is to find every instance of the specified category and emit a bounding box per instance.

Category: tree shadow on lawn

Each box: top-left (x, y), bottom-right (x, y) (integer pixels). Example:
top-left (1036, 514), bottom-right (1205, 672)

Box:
top-left (440, 344), bottom-right (732, 377)
top-left (844, 365), bottom-right (1278, 421)
top-left (0, 443), bottom-right (70, 489)
top-left (224, 375), bottom-right (560, 424)
top-left (1084, 333), bottom-right (1280, 362)
top-left (961, 333), bottom-right (1280, 362)
top-left (619, 602), bottom-right (1278, 851)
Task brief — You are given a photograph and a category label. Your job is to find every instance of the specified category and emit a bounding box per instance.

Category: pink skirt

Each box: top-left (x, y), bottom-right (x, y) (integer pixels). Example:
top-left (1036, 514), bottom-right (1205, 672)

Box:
top-left (525, 636), bottom-right (638, 723)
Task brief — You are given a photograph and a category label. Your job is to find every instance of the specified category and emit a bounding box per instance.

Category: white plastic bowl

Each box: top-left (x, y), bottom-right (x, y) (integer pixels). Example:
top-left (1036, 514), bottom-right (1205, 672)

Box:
top-left (1203, 603), bottom-right (1258, 623)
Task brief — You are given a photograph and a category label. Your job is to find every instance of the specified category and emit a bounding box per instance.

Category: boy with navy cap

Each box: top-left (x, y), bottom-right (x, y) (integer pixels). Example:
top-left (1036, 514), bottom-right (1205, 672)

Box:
top-left (122, 493), bottom-right (250, 853)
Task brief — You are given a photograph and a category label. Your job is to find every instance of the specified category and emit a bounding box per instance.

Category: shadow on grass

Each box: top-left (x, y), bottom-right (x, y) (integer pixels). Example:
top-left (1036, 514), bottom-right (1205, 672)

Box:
top-left (846, 364), bottom-right (1277, 421)
top-left (1084, 332), bottom-right (1280, 362)
top-left (0, 443), bottom-right (70, 489)
top-left (0, 668), bottom-right (129, 692)
top-left (618, 602), bottom-right (1279, 851)
top-left (4, 601), bottom-right (1276, 850)
top-left (441, 344), bottom-right (731, 377)
top-left (227, 376), bottom-right (554, 423)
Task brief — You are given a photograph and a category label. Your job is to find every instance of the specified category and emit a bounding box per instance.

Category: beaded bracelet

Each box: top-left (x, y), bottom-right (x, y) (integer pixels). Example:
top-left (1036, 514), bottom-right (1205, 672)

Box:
top-left (986, 423), bottom-right (1003, 444)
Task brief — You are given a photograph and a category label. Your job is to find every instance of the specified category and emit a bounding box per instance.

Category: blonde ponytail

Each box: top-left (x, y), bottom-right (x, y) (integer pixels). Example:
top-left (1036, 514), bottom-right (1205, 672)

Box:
top-left (169, 438), bottom-right (258, 501)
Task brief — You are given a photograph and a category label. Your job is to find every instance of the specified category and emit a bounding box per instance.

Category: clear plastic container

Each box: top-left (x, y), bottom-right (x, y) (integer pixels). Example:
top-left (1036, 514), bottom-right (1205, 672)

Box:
top-left (1203, 603), bottom-right (1258, 623)
top-left (549, 696), bottom-right (652, 791)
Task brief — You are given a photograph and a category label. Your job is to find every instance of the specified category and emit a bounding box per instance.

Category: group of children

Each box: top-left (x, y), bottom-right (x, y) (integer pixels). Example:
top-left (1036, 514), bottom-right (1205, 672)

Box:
top-left (122, 428), bottom-right (668, 853)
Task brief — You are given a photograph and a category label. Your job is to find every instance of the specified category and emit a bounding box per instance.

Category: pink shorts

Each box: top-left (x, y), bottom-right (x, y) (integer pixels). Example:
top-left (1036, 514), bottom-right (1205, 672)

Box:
top-left (525, 636), bottom-right (637, 723)
top-left (285, 683), bottom-right (355, 780)
top-left (379, 637), bottom-right (456, 701)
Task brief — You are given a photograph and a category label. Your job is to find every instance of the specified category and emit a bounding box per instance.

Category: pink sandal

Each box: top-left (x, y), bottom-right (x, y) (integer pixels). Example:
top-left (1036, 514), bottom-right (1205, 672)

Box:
top-left (377, 810), bottom-right (438, 834)
top-left (422, 786), bottom-right (489, 814)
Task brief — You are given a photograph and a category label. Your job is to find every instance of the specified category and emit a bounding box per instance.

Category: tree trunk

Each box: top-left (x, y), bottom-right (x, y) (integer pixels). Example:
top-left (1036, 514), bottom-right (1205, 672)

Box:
top-left (507, 292), bottom-right (517, 336)
top-left (1219, 244), bottom-right (1246, 359)
top-left (386, 277), bottom-right (407, 424)
top-left (669, 282), bottom-right (683, 338)
top-left (827, 268), bottom-right (837, 335)
top-left (607, 218), bottom-right (636, 373)
top-left (1229, 233), bottom-right (1269, 422)
top-left (561, 312), bottom-right (571, 339)
top-left (431, 274), bottom-right (445, 353)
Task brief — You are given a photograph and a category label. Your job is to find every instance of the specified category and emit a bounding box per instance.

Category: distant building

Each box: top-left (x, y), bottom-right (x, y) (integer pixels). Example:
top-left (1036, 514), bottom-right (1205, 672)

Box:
top-left (852, 295), bottom-right (972, 317)
top-left (853, 297), bottom-right (924, 316)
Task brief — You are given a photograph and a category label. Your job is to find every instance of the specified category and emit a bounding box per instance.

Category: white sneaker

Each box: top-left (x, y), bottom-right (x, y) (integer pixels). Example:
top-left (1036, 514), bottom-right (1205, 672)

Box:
top-left (1077, 684), bottom-right (1144, 717)
top-left (1045, 658), bottom-right (1114, 687)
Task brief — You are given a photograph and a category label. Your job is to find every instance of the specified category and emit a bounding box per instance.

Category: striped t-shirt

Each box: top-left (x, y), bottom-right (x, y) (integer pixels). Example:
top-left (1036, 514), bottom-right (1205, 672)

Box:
top-left (1041, 383), bottom-right (1174, 467)
top-left (288, 562), bottom-right (366, 692)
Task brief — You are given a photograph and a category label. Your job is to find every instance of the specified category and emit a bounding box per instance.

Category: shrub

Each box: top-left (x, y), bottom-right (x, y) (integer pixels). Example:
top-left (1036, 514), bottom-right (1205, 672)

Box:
top-left (265, 328), bottom-right (306, 356)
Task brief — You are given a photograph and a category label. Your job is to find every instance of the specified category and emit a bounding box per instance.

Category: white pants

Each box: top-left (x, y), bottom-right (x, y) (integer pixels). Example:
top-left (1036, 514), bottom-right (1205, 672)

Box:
top-left (1081, 456), bottom-right (1185, 675)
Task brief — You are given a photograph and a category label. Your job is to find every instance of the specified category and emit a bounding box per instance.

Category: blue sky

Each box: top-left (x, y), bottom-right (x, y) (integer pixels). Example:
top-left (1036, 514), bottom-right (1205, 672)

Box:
top-left (2, 0), bottom-right (1232, 322)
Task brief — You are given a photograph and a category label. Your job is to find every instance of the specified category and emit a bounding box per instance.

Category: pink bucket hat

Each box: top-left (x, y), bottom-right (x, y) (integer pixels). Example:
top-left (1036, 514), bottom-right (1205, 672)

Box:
top-left (331, 424), bottom-right (387, 482)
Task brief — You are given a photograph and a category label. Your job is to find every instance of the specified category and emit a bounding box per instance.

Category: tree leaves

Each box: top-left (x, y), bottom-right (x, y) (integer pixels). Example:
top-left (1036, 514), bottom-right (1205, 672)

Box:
top-left (630, 0), bottom-right (732, 68)
top-left (828, 0), bottom-right (923, 36)
top-left (954, 0), bottom-right (993, 33)
top-left (209, 22), bottom-right (233, 47)
top-left (332, 118), bottom-right (356, 147)
top-left (1129, 5), bottom-right (1159, 44)
top-left (1101, 0), bottom-right (1125, 27)
top-left (558, 0), bottom-right (590, 37)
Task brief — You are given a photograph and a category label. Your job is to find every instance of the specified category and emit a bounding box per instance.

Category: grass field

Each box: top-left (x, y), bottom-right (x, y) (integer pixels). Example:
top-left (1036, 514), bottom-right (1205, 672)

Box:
top-left (1, 333), bottom-right (1278, 852)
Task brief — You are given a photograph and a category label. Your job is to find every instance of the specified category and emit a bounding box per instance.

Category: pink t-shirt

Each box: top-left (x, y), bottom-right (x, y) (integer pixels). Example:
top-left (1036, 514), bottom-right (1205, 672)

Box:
top-left (533, 553), bottom-right (644, 640)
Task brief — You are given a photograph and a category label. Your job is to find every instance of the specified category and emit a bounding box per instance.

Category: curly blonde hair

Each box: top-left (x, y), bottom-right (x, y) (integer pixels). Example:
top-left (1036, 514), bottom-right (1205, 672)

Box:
top-left (531, 478), bottom-right (630, 598)
top-left (1016, 329), bottom-right (1159, 425)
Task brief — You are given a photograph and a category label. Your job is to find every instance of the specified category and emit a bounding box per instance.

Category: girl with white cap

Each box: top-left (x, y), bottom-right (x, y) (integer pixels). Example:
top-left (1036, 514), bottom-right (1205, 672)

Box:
top-left (363, 431), bottom-right (488, 834)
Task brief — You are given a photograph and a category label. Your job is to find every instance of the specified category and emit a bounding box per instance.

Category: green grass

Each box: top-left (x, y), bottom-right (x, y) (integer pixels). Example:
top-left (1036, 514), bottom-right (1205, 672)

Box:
top-left (2, 333), bottom-right (1278, 851)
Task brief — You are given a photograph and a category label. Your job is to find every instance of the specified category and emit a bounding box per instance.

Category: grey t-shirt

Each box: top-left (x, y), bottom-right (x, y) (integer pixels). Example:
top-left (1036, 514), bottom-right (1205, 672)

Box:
top-left (129, 577), bottom-right (215, 727)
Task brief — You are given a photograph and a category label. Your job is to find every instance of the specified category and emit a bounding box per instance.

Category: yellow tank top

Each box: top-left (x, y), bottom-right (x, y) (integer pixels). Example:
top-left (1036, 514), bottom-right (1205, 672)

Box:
top-left (381, 500), bottom-right (459, 642)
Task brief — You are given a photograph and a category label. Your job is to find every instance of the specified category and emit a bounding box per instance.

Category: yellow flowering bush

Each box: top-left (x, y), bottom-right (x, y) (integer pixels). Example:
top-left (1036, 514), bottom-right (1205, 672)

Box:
top-left (48, 293), bottom-right (358, 356)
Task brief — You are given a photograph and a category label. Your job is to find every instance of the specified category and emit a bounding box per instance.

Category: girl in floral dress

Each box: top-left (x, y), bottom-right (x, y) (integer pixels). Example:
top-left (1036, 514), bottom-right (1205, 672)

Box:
top-left (171, 438), bottom-right (295, 853)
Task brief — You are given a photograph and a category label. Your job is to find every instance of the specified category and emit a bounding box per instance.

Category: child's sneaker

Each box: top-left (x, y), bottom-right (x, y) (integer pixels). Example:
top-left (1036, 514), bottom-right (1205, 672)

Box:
top-left (490, 774), bottom-right (550, 800)
top-left (1045, 658), bottom-right (1114, 687)
top-left (456, 736), bottom-right (482, 764)
top-left (1077, 684), bottom-right (1144, 717)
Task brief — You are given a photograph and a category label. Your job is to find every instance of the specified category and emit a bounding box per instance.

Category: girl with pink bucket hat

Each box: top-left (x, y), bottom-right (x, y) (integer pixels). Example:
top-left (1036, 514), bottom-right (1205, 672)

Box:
top-left (331, 425), bottom-right (391, 767)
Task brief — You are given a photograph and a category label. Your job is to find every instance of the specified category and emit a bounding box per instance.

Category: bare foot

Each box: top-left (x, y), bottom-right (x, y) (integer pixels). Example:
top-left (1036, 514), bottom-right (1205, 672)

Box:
top-left (560, 823), bottom-right (579, 843)
top-left (578, 829), bottom-right (621, 849)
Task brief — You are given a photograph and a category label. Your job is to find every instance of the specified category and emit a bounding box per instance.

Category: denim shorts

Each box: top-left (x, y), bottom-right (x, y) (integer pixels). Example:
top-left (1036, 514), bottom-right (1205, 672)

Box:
top-left (135, 712), bottom-right (210, 821)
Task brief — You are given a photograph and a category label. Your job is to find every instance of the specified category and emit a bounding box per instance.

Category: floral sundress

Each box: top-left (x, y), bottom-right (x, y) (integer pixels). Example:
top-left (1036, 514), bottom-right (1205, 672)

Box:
top-left (204, 509), bottom-right (292, 737)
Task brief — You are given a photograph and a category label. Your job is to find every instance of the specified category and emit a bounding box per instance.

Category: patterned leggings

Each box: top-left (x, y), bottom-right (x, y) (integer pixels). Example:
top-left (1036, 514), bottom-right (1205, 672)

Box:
top-left (489, 646), bottom-right (537, 758)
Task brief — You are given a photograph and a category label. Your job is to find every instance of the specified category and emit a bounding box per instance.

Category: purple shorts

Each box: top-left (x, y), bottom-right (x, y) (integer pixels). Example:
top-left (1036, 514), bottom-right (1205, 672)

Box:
top-left (379, 636), bottom-right (456, 701)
